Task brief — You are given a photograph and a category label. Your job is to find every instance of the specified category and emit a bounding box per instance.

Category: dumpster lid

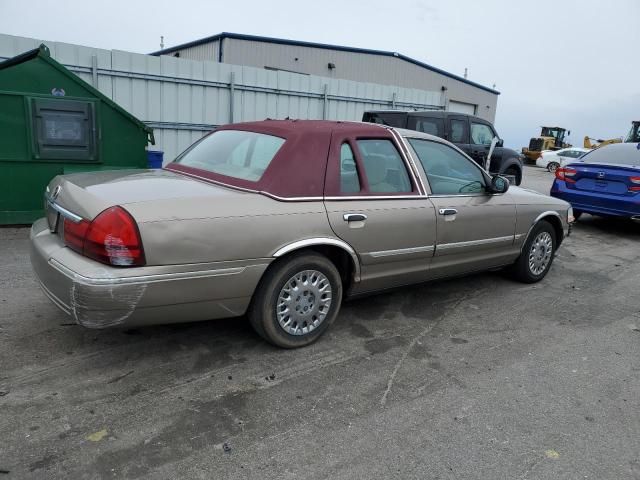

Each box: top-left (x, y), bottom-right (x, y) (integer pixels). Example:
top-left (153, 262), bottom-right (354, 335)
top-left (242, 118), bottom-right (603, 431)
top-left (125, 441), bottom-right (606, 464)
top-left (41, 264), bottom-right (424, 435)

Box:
top-left (0, 44), bottom-right (155, 145)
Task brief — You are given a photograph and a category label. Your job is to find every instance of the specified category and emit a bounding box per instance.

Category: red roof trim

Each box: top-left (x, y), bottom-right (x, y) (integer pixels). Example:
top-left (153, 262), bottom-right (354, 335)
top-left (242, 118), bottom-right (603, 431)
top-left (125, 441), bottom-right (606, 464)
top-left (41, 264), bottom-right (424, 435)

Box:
top-left (166, 120), bottom-right (386, 199)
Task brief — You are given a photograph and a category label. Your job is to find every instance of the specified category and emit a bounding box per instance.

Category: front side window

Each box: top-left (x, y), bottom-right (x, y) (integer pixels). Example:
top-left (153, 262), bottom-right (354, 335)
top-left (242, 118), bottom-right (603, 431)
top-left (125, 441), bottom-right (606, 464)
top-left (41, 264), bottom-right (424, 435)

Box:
top-left (408, 138), bottom-right (486, 195)
top-left (356, 139), bottom-right (412, 193)
top-left (174, 130), bottom-right (285, 181)
top-left (470, 123), bottom-right (495, 145)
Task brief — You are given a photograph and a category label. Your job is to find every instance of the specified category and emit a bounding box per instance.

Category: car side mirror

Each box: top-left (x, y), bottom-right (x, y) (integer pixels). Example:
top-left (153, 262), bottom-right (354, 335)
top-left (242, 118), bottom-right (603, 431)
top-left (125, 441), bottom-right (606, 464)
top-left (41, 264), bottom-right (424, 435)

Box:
top-left (490, 175), bottom-right (509, 194)
top-left (496, 138), bottom-right (504, 147)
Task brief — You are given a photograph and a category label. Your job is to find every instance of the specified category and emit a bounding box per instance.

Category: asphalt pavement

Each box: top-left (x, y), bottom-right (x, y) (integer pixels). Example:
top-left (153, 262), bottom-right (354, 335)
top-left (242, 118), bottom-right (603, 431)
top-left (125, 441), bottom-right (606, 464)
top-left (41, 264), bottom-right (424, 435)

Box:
top-left (0, 165), bottom-right (638, 479)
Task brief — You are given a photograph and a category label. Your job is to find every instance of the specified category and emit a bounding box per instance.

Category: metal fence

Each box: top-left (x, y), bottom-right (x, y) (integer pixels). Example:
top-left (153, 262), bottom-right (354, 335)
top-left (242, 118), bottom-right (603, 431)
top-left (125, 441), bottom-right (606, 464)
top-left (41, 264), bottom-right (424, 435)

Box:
top-left (0, 34), bottom-right (444, 162)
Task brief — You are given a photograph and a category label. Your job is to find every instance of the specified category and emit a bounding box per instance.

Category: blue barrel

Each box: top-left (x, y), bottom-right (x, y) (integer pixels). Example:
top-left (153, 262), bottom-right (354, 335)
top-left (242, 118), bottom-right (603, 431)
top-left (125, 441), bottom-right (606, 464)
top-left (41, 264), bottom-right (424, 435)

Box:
top-left (146, 150), bottom-right (164, 169)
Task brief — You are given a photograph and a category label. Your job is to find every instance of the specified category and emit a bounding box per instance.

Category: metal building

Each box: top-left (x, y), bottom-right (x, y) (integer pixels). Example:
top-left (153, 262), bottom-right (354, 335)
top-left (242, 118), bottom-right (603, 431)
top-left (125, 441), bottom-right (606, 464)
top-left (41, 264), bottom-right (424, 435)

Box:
top-left (151, 32), bottom-right (499, 122)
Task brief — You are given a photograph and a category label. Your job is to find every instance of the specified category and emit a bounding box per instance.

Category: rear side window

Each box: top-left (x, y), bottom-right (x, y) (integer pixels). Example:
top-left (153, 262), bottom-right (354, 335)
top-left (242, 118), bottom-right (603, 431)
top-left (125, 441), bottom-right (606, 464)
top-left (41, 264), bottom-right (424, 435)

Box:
top-left (362, 112), bottom-right (407, 128)
top-left (175, 130), bottom-right (285, 181)
top-left (408, 117), bottom-right (444, 137)
top-left (449, 119), bottom-right (468, 143)
top-left (580, 145), bottom-right (640, 166)
top-left (340, 143), bottom-right (360, 193)
top-left (356, 139), bottom-right (412, 193)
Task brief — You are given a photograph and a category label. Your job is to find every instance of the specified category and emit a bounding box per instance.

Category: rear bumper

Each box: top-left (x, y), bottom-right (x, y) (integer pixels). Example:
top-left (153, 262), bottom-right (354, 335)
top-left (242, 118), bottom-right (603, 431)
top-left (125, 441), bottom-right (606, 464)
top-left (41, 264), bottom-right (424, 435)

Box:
top-left (30, 218), bottom-right (270, 328)
top-left (550, 181), bottom-right (640, 218)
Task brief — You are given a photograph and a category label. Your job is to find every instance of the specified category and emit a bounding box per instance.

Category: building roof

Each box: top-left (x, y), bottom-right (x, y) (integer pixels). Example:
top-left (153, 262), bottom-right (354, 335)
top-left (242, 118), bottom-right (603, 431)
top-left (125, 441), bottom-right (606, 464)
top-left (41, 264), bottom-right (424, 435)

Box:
top-left (0, 44), bottom-right (155, 143)
top-left (150, 32), bottom-right (499, 95)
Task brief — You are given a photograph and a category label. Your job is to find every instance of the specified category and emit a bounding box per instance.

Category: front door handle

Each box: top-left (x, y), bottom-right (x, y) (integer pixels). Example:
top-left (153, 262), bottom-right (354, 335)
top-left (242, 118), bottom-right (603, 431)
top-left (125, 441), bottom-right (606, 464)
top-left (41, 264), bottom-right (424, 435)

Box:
top-left (343, 213), bottom-right (367, 222)
top-left (438, 208), bottom-right (458, 216)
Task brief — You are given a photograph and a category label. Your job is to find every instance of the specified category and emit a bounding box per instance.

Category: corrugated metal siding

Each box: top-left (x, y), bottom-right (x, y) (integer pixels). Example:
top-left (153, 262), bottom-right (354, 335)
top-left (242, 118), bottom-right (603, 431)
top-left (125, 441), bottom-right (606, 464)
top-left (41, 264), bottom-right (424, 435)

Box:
top-left (169, 41), bottom-right (220, 62)
top-left (0, 33), bottom-right (445, 163)
top-left (222, 38), bottom-right (498, 121)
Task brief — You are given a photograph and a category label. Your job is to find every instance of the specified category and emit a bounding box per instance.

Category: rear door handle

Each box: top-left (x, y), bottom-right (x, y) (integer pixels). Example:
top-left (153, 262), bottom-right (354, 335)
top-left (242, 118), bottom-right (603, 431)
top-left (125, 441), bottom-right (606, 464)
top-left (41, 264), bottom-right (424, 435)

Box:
top-left (343, 213), bottom-right (367, 222)
top-left (438, 208), bottom-right (458, 216)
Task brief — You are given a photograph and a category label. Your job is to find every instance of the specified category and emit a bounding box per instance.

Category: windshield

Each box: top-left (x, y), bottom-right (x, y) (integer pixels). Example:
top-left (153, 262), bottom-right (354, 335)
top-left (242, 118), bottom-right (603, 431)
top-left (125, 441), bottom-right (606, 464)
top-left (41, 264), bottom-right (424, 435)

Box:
top-left (579, 144), bottom-right (640, 167)
top-left (174, 130), bottom-right (285, 181)
top-left (541, 127), bottom-right (561, 138)
top-left (625, 123), bottom-right (640, 143)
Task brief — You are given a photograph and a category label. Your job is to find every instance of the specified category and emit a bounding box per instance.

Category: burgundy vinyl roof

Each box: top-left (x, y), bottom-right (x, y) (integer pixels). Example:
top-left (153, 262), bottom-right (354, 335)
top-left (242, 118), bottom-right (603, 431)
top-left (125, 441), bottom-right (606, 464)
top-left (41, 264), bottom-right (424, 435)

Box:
top-left (166, 120), bottom-right (394, 198)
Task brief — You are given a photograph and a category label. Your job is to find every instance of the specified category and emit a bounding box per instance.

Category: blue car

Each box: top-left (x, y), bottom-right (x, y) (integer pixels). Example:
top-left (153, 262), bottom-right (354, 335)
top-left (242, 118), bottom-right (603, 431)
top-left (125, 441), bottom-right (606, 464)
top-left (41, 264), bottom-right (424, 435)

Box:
top-left (550, 142), bottom-right (640, 221)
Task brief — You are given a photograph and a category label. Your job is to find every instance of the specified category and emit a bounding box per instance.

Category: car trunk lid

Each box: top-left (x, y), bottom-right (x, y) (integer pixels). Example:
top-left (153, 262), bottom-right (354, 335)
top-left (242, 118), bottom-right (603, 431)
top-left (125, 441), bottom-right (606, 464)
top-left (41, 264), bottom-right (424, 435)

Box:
top-left (564, 162), bottom-right (640, 196)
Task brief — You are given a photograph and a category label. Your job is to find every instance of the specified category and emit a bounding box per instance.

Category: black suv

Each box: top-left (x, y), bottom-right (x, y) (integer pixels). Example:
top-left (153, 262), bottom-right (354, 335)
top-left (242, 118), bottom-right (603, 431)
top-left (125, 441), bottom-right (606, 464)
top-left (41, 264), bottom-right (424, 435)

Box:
top-left (362, 110), bottom-right (523, 185)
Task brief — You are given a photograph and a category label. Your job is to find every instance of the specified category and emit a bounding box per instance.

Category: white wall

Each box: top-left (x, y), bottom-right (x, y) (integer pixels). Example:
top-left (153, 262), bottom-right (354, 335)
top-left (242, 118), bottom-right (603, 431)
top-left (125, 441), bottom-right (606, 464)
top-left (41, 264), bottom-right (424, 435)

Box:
top-left (0, 33), bottom-right (444, 163)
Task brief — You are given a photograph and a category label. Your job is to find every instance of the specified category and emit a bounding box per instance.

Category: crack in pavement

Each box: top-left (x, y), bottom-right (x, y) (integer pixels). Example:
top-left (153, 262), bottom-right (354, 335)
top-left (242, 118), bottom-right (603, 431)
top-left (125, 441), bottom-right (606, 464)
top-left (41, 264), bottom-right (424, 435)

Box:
top-left (380, 290), bottom-right (483, 407)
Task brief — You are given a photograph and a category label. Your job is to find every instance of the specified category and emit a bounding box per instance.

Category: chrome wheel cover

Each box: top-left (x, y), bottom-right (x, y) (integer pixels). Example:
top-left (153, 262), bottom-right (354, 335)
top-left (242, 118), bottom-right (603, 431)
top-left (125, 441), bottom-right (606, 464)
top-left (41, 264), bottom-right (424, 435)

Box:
top-left (528, 231), bottom-right (553, 275)
top-left (276, 270), bottom-right (332, 336)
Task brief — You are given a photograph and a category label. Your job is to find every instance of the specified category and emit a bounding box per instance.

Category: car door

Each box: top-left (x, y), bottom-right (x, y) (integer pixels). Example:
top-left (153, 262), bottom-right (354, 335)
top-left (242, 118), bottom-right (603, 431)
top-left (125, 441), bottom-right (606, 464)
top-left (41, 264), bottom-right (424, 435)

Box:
top-left (404, 137), bottom-right (518, 277)
top-left (324, 129), bottom-right (437, 293)
top-left (469, 120), bottom-right (498, 170)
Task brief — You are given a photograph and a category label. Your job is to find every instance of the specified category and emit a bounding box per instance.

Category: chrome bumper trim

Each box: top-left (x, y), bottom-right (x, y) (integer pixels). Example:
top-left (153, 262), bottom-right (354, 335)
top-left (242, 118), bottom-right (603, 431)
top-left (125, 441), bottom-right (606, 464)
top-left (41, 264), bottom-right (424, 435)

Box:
top-left (45, 194), bottom-right (83, 223)
top-left (49, 258), bottom-right (246, 286)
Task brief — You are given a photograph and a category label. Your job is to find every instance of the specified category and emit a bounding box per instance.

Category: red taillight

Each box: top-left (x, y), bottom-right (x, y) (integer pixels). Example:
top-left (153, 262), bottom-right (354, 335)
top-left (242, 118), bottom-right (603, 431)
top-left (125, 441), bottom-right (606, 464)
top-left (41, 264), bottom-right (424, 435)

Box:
top-left (63, 206), bottom-right (145, 267)
top-left (555, 167), bottom-right (577, 183)
top-left (63, 218), bottom-right (90, 253)
top-left (630, 176), bottom-right (640, 191)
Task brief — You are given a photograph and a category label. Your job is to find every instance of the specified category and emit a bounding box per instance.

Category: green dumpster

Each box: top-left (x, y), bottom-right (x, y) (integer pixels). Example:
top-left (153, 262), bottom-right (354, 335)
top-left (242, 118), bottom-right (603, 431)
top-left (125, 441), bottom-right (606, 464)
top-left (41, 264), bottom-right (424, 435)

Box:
top-left (0, 44), bottom-right (154, 225)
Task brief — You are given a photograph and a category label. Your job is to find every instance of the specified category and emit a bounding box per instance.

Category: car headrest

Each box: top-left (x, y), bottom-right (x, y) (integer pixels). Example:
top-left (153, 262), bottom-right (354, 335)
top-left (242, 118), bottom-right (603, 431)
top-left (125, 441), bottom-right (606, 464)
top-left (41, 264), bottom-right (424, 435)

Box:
top-left (362, 154), bottom-right (387, 186)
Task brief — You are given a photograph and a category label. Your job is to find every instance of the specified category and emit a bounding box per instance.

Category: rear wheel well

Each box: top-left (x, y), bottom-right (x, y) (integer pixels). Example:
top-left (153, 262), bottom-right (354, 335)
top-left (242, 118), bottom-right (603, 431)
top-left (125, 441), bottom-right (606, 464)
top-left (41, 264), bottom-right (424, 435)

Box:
top-left (272, 246), bottom-right (355, 295)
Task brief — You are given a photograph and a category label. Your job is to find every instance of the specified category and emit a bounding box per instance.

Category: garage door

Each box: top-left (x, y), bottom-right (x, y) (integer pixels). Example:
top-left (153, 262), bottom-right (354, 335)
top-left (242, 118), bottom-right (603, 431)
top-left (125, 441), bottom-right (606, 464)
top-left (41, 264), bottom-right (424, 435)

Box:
top-left (449, 101), bottom-right (477, 115)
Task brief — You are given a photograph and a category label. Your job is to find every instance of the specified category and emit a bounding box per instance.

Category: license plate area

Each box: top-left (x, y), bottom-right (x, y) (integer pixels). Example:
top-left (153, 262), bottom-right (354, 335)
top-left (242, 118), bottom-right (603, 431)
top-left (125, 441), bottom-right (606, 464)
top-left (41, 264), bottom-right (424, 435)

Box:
top-left (46, 202), bottom-right (60, 233)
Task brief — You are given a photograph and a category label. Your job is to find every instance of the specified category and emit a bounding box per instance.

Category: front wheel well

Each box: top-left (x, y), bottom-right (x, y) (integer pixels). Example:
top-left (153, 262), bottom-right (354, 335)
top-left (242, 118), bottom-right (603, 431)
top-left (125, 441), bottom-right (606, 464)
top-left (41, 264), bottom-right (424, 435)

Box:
top-left (536, 215), bottom-right (564, 247)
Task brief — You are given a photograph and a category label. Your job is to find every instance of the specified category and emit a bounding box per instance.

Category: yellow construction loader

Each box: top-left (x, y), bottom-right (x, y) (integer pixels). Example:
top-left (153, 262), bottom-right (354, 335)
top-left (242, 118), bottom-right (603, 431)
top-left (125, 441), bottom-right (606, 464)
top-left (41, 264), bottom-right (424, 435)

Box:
top-left (522, 126), bottom-right (571, 162)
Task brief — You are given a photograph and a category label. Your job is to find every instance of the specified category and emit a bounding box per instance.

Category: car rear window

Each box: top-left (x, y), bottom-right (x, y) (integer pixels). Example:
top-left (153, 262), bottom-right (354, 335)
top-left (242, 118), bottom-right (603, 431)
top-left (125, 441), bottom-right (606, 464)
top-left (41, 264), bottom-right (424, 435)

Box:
top-left (174, 130), bottom-right (285, 181)
top-left (580, 144), bottom-right (640, 167)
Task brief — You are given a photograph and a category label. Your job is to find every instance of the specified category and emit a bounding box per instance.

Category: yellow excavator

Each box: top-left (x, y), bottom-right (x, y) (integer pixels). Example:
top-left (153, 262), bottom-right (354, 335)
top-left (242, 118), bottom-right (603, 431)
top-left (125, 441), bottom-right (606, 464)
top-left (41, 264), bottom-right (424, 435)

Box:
top-left (583, 120), bottom-right (640, 148)
top-left (583, 136), bottom-right (622, 149)
top-left (522, 126), bottom-right (571, 162)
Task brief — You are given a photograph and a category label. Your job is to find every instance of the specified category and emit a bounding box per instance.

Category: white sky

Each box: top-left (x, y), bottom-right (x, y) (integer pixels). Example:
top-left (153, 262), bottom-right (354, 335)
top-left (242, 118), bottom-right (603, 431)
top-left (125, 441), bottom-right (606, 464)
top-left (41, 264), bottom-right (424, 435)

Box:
top-left (1, 0), bottom-right (638, 149)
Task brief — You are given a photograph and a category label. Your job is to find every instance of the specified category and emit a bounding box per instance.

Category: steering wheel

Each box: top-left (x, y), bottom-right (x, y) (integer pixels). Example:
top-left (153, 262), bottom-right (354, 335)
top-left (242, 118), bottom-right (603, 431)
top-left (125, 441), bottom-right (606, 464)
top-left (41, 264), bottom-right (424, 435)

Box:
top-left (458, 181), bottom-right (483, 193)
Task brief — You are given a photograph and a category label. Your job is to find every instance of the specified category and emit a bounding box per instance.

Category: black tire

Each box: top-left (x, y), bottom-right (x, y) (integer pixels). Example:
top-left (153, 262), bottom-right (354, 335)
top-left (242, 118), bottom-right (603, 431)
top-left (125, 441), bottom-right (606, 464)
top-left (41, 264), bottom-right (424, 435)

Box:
top-left (573, 210), bottom-right (583, 221)
top-left (547, 162), bottom-right (560, 173)
top-left (248, 252), bottom-right (343, 348)
top-left (510, 220), bottom-right (557, 283)
top-left (504, 166), bottom-right (522, 186)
